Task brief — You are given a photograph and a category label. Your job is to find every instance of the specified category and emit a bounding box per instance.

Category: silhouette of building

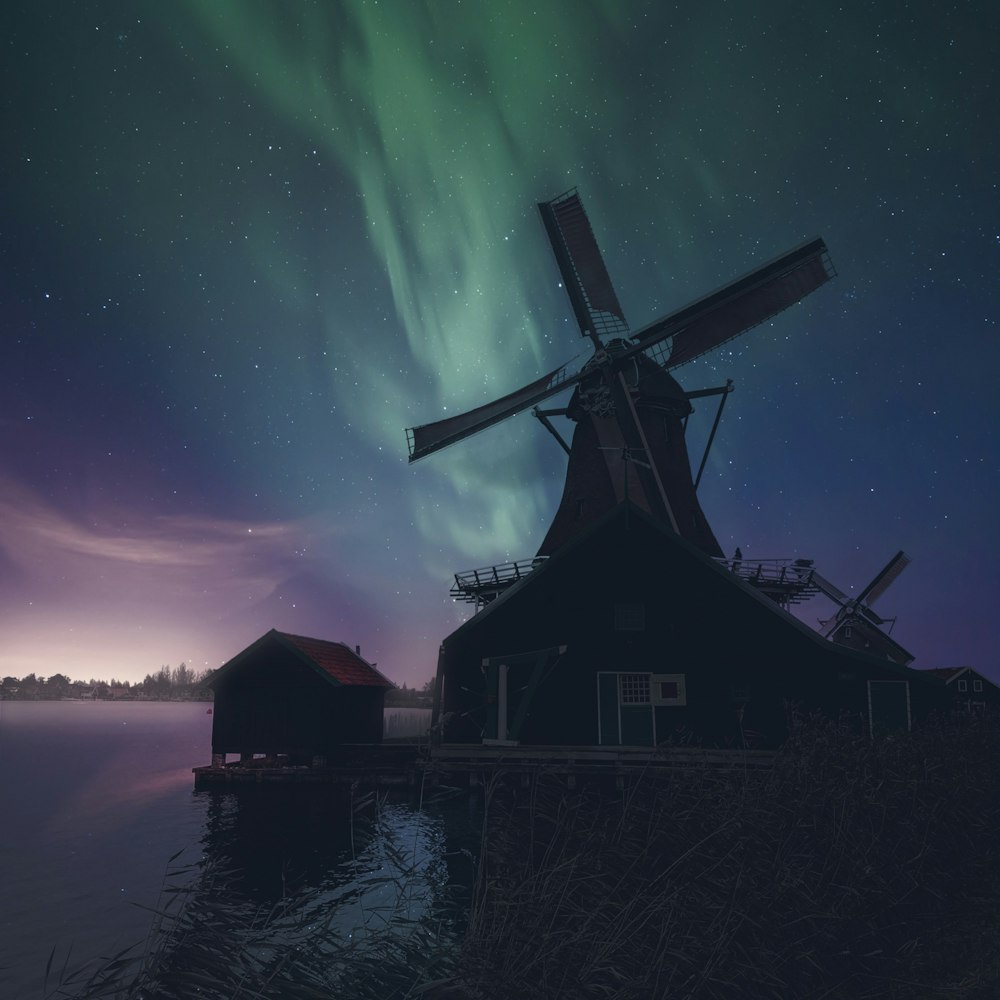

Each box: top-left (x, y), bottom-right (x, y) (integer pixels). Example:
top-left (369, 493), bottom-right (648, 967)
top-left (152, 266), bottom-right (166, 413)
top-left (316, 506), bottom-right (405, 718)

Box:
top-left (919, 666), bottom-right (1000, 716)
top-left (208, 629), bottom-right (394, 766)
top-left (432, 505), bottom-right (947, 750)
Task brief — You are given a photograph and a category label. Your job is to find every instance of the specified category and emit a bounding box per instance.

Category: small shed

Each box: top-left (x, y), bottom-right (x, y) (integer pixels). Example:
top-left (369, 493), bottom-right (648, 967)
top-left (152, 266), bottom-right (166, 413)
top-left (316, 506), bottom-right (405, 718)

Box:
top-left (208, 629), bottom-right (394, 766)
top-left (920, 666), bottom-right (1000, 715)
top-left (433, 504), bottom-right (948, 750)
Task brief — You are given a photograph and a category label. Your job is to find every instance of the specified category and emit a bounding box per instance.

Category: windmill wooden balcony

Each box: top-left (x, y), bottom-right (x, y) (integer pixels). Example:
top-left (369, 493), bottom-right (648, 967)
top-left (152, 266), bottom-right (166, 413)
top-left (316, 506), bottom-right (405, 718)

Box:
top-left (451, 558), bottom-right (548, 610)
top-left (715, 556), bottom-right (820, 607)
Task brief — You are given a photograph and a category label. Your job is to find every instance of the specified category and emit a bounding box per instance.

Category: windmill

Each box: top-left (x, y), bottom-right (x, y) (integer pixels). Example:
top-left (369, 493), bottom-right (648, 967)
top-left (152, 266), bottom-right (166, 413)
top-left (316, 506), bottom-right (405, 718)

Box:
top-left (805, 551), bottom-right (914, 664)
top-left (406, 188), bottom-right (835, 560)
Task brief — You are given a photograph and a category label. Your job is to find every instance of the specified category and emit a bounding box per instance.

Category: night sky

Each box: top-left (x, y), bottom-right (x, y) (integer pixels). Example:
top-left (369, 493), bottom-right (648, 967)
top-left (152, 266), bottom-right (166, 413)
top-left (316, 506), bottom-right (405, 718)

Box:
top-left (3, 2), bottom-right (997, 687)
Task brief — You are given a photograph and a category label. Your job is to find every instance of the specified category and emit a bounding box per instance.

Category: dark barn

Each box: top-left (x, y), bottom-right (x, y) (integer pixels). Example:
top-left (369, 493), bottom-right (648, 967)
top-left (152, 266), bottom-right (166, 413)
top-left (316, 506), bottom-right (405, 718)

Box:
top-left (433, 505), bottom-right (947, 751)
top-left (209, 630), bottom-right (394, 766)
top-left (920, 666), bottom-right (1000, 716)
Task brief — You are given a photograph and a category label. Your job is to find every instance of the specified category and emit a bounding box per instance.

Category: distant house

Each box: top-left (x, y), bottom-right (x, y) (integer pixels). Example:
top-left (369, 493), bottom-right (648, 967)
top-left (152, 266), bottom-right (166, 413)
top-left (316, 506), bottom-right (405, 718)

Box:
top-left (209, 629), bottom-right (394, 766)
top-left (919, 666), bottom-right (1000, 715)
top-left (433, 505), bottom-right (948, 750)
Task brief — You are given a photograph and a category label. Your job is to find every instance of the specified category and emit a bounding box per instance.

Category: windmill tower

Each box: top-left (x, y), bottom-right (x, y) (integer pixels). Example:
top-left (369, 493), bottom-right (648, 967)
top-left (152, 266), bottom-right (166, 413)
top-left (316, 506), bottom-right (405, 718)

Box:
top-left (406, 188), bottom-right (835, 560)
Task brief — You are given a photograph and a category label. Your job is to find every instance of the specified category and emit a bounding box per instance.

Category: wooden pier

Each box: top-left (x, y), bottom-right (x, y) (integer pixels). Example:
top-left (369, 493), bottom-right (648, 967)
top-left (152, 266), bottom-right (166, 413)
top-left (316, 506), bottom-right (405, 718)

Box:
top-left (192, 741), bottom-right (425, 789)
top-left (428, 743), bottom-right (776, 784)
top-left (193, 741), bottom-right (775, 790)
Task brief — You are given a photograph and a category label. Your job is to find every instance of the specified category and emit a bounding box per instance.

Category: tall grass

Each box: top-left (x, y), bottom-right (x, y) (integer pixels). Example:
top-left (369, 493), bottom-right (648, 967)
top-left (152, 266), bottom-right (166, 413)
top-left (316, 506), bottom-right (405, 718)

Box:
top-left (44, 786), bottom-right (472, 1000)
top-left (440, 709), bottom-right (1000, 1000)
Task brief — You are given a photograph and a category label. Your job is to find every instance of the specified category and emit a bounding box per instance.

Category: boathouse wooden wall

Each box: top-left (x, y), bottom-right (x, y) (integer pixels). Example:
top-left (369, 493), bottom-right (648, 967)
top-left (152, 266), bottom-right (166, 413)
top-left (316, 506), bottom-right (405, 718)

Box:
top-left (211, 641), bottom-right (384, 761)
top-left (436, 506), bottom-right (947, 749)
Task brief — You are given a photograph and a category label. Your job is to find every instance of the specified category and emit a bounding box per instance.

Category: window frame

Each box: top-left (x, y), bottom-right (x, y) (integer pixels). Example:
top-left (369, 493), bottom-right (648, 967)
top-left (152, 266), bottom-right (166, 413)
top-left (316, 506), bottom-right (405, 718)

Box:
top-left (619, 672), bottom-right (652, 704)
top-left (651, 673), bottom-right (687, 706)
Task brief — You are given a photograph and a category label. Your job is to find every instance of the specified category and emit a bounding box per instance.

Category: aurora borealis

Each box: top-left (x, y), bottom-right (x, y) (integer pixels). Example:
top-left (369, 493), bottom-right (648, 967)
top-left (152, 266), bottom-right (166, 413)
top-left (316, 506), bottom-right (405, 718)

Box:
top-left (3, 1), bottom-right (997, 685)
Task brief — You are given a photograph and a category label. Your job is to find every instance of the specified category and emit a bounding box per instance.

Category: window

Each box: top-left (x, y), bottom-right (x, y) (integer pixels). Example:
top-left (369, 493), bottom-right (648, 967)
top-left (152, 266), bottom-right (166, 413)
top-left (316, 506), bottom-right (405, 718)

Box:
top-left (619, 673), bottom-right (651, 704)
top-left (842, 625), bottom-right (853, 639)
top-left (615, 603), bottom-right (645, 631)
top-left (659, 680), bottom-right (679, 700)
top-left (973, 679), bottom-right (983, 693)
top-left (651, 673), bottom-right (687, 706)
top-left (958, 679), bottom-right (968, 692)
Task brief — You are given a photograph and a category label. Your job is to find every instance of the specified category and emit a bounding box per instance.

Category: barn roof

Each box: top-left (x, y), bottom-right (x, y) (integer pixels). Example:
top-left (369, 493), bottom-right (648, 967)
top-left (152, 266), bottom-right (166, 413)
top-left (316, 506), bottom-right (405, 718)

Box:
top-left (445, 502), bottom-right (940, 686)
top-left (211, 629), bottom-right (395, 688)
top-left (919, 666), bottom-right (1000, 691)
top-left (920, 666), bottom-right (970, 682)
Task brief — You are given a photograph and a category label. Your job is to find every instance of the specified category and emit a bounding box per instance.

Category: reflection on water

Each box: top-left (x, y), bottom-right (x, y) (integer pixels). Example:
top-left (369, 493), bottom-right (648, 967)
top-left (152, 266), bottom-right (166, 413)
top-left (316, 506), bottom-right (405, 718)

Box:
top-left (45, 756), bottom-right (198, 839)
top-left (139, 785), bottom-right (480, 996)
top-left (0, 702), bottom-right (480, 999)
top-left (198, 783), bottom-right (476, 918)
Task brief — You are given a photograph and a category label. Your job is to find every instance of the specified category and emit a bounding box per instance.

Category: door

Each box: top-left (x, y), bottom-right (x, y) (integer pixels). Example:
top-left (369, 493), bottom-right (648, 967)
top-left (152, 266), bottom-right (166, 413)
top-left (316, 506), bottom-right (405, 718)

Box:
top-left (597, 672), bottom-right (655, 746)
top-left (868, 680), bottom-right (910, 736)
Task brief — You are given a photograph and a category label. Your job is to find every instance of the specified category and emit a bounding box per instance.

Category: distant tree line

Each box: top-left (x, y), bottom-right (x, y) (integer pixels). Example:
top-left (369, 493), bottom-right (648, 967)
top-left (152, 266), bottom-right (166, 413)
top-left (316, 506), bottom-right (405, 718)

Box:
top-left (0, 664), bottom-right (214, 701)
top-left (2, 668), bottom-right (435, 704)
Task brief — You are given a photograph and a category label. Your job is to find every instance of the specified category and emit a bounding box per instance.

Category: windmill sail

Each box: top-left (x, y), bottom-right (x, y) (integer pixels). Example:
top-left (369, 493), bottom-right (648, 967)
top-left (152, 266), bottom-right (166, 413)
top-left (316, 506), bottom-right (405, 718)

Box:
top-left (858, 551), bottom-right (910, 607)
top-left (628, 237), bottom-right (834, 370)
top-left (808, 553), bottom-right (915, 664)
top-left (406, 188), bottom-right (836, 565)
top-left (539, 190), bottom-right (630, 341)
top-left (407, 363), bottom-right (576, 462)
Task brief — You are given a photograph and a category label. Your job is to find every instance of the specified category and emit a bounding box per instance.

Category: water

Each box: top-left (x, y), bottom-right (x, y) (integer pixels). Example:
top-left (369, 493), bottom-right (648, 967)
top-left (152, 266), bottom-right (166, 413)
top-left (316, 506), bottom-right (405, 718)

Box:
top-left (0, 701), bottom-right (477, 998)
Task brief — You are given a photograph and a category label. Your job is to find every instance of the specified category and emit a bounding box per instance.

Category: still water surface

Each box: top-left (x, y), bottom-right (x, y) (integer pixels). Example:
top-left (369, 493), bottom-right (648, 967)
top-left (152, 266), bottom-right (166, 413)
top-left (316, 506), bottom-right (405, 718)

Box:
top-left (0, 701), bottom-right (477, 998)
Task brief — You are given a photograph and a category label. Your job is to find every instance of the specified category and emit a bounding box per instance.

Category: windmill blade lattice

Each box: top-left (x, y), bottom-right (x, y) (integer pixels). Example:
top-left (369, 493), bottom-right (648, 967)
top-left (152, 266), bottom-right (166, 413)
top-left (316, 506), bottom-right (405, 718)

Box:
top-left (538, 189), bottom-right (630, 342)
top-left (627, 237), bottom-right (835, 372)
top-left (407, 362), bottom-right (580, 463)
top-left (857, 550), bottom-right (911, 608)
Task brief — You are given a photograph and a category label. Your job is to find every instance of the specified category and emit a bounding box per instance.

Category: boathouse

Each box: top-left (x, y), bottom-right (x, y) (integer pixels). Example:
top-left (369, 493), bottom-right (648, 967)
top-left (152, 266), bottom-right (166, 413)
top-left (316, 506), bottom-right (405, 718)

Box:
top-left (433, 505), bottom-right (947, 750)
top-left (208, 630), bottom-right (394, 766)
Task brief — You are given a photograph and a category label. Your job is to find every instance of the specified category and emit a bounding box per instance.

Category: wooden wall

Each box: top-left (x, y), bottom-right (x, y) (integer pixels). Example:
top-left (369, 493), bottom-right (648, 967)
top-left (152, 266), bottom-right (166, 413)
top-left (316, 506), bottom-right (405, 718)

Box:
top-left (438, 509), bottom-right (946, 749)
top-left (212, 644), bottom-right (384, 759)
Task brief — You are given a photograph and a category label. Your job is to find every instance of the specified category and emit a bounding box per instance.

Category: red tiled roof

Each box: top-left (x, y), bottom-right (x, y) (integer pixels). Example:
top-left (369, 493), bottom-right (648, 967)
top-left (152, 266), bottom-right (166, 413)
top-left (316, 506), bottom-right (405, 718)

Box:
top-left (276, 631), bottom-right (394, 688)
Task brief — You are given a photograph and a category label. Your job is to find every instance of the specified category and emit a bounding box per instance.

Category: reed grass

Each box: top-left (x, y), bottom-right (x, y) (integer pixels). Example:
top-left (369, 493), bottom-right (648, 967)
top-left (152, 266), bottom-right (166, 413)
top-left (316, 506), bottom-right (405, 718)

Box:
top-left (437, 708), bottom-right (1000, 1000)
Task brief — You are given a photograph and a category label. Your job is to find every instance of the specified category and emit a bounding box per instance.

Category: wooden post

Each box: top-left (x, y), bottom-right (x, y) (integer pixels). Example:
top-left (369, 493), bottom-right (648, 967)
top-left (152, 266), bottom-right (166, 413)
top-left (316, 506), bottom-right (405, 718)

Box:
top-left (211, 752), bottom-right (226, 768)
top-left (497, 663), bottom-right (509, 741)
